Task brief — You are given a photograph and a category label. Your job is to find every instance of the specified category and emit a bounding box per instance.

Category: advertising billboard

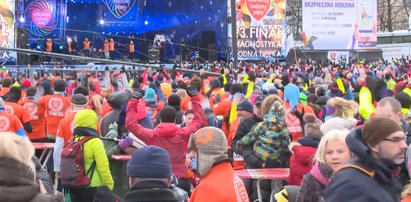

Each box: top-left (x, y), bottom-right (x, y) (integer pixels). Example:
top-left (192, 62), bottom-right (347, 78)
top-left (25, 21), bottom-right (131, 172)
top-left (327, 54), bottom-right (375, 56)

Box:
top-left (235, 0), bottom-right (287, 60)
top-left (302, 0), bottom-right (377, 50)
top-left (0, 0), bottom-right (16, 62)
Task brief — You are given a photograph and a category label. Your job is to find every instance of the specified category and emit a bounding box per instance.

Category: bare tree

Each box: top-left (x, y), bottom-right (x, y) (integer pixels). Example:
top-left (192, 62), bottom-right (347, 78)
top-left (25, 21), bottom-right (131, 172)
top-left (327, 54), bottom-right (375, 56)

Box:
top-left (286, 0), bottom-right (302, 39)
top-left (378, 0), bottom-right (410, 31)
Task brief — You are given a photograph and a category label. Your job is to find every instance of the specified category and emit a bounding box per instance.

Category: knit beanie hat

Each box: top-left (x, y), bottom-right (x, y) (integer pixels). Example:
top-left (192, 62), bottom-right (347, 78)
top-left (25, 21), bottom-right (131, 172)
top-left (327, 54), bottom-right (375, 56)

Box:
top-left (70, 94), bottom-right (88, 107)
top-left (187, 127), bottom-right (228, 177)
top-left (284, 83), bottom-right (300, 110)
top-left (21, 80), bottom-right (32, 89)
top-left (160, 83), bottom-right (172, 97)
top-left (303, 114), bottom-right (323, 138)
top-left (159, 106), bottom-right (177, 123)
top-left (237, 100), bottom-right (253, 113)
top-left (74, 109), bottom-right (98, 130)
top-left (54, 79), bottom-right (66, 92)
top-left (144, 88), bottom-right (157, 108)
top-left (320, 117), bottom-right (357, 135)
top-left (127, 146), bottom-right (172, 178)
top-left (362, 117), bottom-right (403, 146)
top-left (108, 91), bottom-right (130, 109)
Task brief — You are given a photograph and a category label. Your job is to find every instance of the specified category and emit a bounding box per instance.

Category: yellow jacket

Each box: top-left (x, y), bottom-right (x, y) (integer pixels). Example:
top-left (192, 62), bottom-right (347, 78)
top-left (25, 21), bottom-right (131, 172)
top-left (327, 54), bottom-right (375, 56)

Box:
top-left (74, 109), bottom-right (114, 189)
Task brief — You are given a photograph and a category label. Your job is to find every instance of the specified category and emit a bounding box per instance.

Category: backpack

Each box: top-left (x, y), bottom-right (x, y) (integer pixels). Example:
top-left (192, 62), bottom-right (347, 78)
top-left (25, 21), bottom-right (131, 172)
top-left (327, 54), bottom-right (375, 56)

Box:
top-left (61, 136), bottom-right (97, 189)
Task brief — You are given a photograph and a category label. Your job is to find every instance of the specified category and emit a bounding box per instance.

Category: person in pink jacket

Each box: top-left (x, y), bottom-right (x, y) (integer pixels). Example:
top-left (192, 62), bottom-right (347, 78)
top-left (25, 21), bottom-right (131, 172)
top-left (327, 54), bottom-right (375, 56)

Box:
top-left (125, 86), bottom-right (205, 195)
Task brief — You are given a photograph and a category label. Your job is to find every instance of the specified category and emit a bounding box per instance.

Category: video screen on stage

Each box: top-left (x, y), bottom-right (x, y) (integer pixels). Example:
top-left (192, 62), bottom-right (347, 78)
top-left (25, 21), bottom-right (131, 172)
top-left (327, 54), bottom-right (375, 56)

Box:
top-left (302, 0), bottom-right (377, 50)
top-left (235, 0), bottom-right (287, 60)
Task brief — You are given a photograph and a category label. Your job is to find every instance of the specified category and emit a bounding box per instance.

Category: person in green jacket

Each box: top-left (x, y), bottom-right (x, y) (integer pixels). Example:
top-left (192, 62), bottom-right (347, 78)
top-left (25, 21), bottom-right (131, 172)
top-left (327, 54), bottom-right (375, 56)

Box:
top-left (69, 109), bottom-right (114, 202)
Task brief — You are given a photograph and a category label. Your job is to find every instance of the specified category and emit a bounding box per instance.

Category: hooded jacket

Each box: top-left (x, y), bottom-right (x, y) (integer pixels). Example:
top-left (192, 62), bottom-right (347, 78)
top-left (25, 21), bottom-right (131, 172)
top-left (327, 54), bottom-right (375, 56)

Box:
top-left (0, 158), bottom-right (63, 202)
top-left (125, 94), bottom-right (205, 178)
top-left (324, 128), bottom-right (402, 202)
top-left (189, 162), bottom-right (249, 202)
top-left (237, 108), bottom-right (291, 168)
top-left (289, 136), bottom-right (320, 185)
top-left (73, 110), bottom-right (114, 190)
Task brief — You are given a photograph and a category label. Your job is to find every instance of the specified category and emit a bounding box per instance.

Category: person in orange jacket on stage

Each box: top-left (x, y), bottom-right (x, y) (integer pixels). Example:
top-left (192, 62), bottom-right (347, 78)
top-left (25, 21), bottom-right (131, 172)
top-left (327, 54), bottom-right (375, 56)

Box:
top-left (129, 40), bottom-right (135, 60)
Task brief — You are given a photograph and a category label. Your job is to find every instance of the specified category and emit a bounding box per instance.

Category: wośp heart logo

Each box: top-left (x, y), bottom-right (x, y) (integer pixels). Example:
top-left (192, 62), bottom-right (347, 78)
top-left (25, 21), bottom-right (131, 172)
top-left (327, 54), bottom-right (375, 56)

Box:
top-left (246, 0), bottom-right (270, 21)
top-left (25, 0), bottom-right (58, 36)
top-left (105, 0), bottom-right (136, 18)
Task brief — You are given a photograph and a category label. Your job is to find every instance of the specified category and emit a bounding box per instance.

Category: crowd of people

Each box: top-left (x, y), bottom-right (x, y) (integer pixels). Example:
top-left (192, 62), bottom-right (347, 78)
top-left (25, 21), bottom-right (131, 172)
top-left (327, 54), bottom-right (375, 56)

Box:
top-left (1, 58), bottom-right (411, 201)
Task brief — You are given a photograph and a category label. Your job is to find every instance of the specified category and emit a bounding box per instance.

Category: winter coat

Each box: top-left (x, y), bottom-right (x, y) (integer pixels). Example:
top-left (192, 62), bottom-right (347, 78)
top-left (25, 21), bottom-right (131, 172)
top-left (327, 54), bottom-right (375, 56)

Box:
top-left (232, 115), bottom-right (261, 170)
top-left (324, 128), bottom-right (403, 202)
top-left (189, 162), bottom-right (249, 202)
top-left (74, 127), bottom-right (114, 190)
top-left (0, 157), bottom-right (63, 202)
top-left (123, 180), bottom-right (187, 202)
top-left (237, 111), bottom-right (291, 168)
top-left (296, 162), bottom-right (333, 202)
top-left (103, 122), bottom-right (122, 157)
top-left (125, 95), bottom-right (205, 178)
top-left (289, 136), bottom-right (320, 185)
top-left (100, 108), bottom-right (121, 136)
top-left (32, 156), bottom-right (54, 194)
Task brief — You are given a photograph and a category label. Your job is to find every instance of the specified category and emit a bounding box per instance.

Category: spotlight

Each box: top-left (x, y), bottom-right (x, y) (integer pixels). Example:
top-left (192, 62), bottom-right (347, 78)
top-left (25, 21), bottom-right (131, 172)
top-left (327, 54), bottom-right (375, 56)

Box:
top-left (59, 45), bottom-right (64, 50)
top-left (144, 20), bottom-right (148, 25)
top-left (99, 19), bottom-right (105, 25)
top-left (36, 45), bottom-right (41, 50)
top-left (19, 16), bottom-right (25, 23)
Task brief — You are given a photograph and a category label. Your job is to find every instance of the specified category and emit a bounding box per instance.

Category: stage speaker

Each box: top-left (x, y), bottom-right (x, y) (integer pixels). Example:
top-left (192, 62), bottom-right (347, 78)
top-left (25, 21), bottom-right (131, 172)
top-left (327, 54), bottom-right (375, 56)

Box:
top-left (148, 49), bottom-right (159, 63)
top-left (208, 44), bottom-right (217, 61)
top-left (201, 31), bottom-right (216, 45)
top-left (200, 31), bottom-right (216, 62)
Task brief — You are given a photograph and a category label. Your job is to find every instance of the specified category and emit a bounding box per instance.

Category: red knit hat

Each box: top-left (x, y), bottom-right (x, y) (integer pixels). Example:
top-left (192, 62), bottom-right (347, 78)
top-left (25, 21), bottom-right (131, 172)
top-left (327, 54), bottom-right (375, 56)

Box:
top-left (21, 80), bottom-right (32, 89)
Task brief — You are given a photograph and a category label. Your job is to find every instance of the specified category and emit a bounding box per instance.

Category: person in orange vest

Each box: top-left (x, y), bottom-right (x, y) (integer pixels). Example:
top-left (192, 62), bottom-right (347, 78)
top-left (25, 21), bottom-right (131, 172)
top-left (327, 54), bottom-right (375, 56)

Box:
top-left (4, 86), bottom-right (32, 134)
top-left (129, 40), bottom-right (135, 60)
top-left (0, 97), bottom-right (25, 137)
top-left (38, 79), bottom-right (70, 139)
top-left (0, 77), bottom-right (12, 96)
top-left (45, 38), bottom-right (53, 63)
top-left (103, 39), bottom-right (110, 59)
top-left (45, 38), bottom-right (52, 52)
top-left (109, 38), bottom-right (115, 60)
top-left (20, 87), bottom-right (46, 141)
top-left (83, 37), bottom-right (91, 57)
top-left (54, 94), bottom-right (88, 174)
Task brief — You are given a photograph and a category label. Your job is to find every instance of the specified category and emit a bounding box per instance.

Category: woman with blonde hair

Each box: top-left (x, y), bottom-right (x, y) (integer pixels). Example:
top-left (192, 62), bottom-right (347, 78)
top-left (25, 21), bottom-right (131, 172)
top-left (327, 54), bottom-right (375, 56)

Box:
top-left (326, 97), bottom-right (358, 120)
top-left (0, 132), bottom-right (63, 201)
top-left (296, 130), bottom-right (351, 202)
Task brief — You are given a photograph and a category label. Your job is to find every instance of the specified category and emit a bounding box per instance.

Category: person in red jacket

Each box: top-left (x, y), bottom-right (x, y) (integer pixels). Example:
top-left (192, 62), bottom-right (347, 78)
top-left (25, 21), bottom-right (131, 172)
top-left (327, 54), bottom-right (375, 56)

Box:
top-left (125, 85), bottom-right (205, 194)
top-left (288, 114), bottom-right (323, 186)
top-left (188, 127), bottom-right (249, 202)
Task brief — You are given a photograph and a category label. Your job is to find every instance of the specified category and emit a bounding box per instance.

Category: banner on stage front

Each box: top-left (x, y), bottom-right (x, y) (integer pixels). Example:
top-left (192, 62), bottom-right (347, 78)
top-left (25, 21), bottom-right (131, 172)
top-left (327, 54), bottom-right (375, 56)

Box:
top-left (235, 0), bottom-right (287, 60)
top-left (327, 51), bottom-right (349, 64)
top-left (0, 0), bottom-right (16, 62)
top-left (302, 0), bottom-right (377, 50)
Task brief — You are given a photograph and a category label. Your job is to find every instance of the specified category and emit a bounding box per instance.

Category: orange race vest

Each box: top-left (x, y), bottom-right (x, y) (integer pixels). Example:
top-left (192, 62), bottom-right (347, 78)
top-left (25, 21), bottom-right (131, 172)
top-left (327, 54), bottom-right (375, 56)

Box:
top-left (46, 41), bottom-right (52, 52)
top-left (103, 42), bottom-right (109, 52)
top-left (109, 41), bottom-right (115, 51)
